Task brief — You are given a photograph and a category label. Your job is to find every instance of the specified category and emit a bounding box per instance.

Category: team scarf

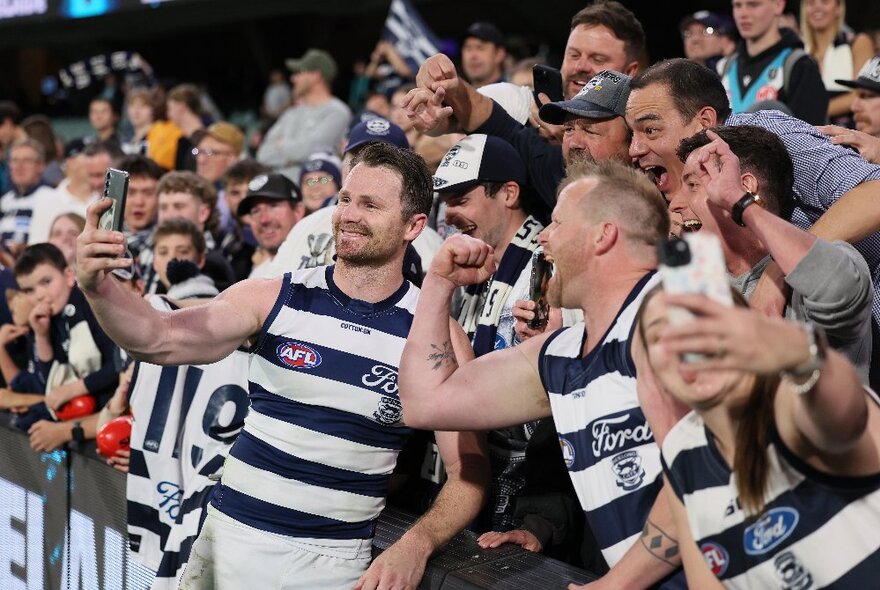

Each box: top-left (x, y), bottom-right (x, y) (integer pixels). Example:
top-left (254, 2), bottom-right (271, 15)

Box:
top-left (458, 216), bottom-right (544, 356)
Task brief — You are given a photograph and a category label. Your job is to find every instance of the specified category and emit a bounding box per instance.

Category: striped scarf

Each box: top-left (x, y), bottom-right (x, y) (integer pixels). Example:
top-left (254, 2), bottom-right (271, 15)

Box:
top-left (458, 216), bottom-right (544, 356)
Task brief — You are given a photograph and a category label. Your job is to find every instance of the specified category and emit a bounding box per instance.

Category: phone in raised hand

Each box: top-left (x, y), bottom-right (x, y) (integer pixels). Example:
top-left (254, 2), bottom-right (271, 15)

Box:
top-left (99, 168), bottom-right (129, 233)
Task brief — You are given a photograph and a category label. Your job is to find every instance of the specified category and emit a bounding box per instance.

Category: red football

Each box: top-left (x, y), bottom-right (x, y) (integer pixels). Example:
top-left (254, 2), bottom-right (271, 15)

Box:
top-left (54, 395), bottom-right (97, 421)
top-left (96, 415), bottom-right (133, 459)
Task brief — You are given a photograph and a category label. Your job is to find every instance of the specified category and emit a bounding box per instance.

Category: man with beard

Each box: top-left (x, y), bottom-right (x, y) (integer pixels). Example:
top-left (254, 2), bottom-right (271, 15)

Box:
top-left (256, 49), bottom-right (351, 181)
top-left (404, 1), bottom-right (644, 210)
top-left (626, 57), bottom-right (880, 388)
top-left (75, 142), bottom-right (487, 590)
top-left (398, 159), bottom-right (687, 590)
top-left (238, 173), bottom-right (306, 278)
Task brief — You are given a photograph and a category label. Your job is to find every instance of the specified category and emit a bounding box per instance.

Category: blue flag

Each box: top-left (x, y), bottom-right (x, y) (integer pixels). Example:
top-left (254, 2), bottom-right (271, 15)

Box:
top-left (381, 0), bottom-right (441, 75)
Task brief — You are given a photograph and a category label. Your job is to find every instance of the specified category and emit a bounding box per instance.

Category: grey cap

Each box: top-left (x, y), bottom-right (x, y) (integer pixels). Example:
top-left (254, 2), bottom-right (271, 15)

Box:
top-left (540, 70), bottom-right (632, 125)
top-left (286, 49), bottom-right (338, 82)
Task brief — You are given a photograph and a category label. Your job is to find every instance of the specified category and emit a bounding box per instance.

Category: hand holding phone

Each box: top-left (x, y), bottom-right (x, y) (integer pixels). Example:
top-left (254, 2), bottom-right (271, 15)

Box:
top-left (532, 65), bottom-right (563, 107)
top-left (657, 233), bottom-right (732, 361)
top-left (99, 168), bottom-right (129, 234)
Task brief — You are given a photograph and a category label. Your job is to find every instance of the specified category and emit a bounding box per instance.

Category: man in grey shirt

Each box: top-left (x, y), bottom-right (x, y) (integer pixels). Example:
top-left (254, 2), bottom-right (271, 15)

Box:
top-left (257, 49), bottom-right (351, 181)
top-left (674, 125), bottom-right (873, 379)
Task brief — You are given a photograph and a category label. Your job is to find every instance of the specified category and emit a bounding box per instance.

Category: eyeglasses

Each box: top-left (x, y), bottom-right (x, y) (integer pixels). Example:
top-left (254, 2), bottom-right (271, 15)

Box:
top-left (304, 176), bottom-right (334, 187)
top-left (682, 27), bottom-right (719, 39)
top-left (191, 147), bottom-right (235, 158)
top-left (10, 157), bottom-right (40, 165)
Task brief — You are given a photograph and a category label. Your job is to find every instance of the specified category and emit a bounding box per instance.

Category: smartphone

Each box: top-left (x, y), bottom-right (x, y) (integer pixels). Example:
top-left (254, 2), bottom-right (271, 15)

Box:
top-left (533, 64), bottom-right (563, 107)
top-left (99, 168), bottom-right (129, 233)
top-left (657, 234), bottom-right (732, 360)
top-left (527, 251), bottom-right (552, 330)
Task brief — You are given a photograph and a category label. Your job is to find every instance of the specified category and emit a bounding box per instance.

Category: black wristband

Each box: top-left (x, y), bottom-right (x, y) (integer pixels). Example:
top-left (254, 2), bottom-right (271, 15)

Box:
top-left (71, 421), bottom-right (85, 444)
top-left (731, 192), bottom-right (762, 227)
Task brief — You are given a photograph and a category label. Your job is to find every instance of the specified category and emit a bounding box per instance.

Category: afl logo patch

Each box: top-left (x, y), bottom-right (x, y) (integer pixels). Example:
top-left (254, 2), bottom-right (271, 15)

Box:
top-left (701, 542), bottom-right (729, 577)
top-left (276, 342), bottom-right (322, 369)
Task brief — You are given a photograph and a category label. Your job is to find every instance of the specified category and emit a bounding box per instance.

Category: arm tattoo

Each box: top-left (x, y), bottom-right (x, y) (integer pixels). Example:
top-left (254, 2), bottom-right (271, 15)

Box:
top-left (427, 340), bottom-right (456, 370)
top-left (639, 519), bottom-right (680, 568)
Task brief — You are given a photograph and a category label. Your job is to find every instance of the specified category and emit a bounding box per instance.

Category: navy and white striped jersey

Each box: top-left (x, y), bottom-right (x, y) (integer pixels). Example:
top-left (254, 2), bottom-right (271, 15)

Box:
top-left (662, 408), bottom-right (880, 589)
top-left (538, 272), bottom-right (664, 567)
top-left (127, 297), bottom-right (250, 586)
top-left (212, 266), bottom-right (417, 542)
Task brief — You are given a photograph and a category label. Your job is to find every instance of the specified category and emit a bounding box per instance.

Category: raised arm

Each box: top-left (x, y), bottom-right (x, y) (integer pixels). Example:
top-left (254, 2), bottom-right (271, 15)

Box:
top-left (410, 54), bottom-right (495, 133)
top-left (399, 234), bottom-right (551, 431)
top-left (76, 199), bottom-right (269, 366)
top-left (657, 293), bottom-right (871, 455)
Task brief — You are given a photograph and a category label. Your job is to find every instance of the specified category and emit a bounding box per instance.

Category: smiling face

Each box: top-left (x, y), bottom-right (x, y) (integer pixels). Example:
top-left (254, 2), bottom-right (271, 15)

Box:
top-left (246, 198), bottom-right (304, 255)
top-left (562, 115), bottom-right (631, 166)
top-left (537, 180), bottom-right (596, 309)
top-left (333, 164), bottom-right (421, 267)
top-left (561, 24), bottom-right (633, 100)
top-left (441, 183), bottom-right (513, 251)
top-left (804, 0), bottom-right (841, 32)
top-left (627, 82), bottom-right (709, 195)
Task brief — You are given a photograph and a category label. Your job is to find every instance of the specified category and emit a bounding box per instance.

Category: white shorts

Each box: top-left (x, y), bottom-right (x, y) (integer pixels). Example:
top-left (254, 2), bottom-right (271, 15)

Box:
top-left (178, 505), bottom-right (373, 590)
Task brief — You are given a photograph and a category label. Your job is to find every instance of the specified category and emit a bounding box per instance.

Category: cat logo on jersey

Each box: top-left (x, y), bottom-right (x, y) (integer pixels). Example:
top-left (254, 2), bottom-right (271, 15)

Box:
top-left (277, 342), bottom-right (322, 369)
top-left (701, 542), bottom-right (729, 577)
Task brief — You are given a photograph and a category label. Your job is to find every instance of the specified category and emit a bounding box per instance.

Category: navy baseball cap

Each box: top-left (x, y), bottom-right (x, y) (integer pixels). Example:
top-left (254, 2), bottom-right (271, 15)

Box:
top-left (344, 118), bottom-right (410, 154)
top-left (836, 55), bottom-right (880, 93)
top-left (300, 155), bottom-right (342, 187)
top-left (433, 134), bottom-right (526, 194)
top-left (679, 11), bottom-right (735, 37)
top-left (540, 70), bottom-right (631, 125)
top-left (464, 22), bottom-right (505, 48)
top-left (237, 173), bottom-right (302, 216)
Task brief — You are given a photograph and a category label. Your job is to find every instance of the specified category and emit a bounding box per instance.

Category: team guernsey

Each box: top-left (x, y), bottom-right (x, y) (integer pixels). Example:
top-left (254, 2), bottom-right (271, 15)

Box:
top-left (538, 272), bottom-right (667, 569)
top-left (662, 409), bottom-right (880, 589)
top-left (211, 265), bottom-right (417, 544)
top-left (127, 297), bottom-right (250, 587)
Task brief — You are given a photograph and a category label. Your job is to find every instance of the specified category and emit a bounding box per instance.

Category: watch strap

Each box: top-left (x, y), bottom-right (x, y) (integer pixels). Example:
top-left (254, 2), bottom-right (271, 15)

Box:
top-left (731, 192), bottom-right (764, 227)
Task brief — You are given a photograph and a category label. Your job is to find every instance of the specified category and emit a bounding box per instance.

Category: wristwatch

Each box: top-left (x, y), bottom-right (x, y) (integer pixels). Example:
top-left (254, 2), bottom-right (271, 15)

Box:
top-left (782, 322), bottom-right (828, 394)
top-left (731, 192), bottom-right (766, 227)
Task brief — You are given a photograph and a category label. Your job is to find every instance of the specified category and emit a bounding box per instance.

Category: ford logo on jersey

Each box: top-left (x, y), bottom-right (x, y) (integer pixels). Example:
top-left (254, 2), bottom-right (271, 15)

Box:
top-left (743, 507), bottom-right (799, 555)
top-left (277, 342), bottom-right (322, 369)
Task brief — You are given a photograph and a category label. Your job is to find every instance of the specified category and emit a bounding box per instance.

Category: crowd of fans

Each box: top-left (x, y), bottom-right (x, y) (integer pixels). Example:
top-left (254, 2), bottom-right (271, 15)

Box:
top-left (2, 0), bottom-right (880, 588)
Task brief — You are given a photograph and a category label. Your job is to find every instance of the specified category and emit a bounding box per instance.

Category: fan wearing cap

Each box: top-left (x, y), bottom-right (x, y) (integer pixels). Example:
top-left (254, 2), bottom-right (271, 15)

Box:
top-left (679, 11), bottom-right (737, 71)
top-left (405, 3), bottom-right (645, 209)
top-left (237, 173), bottom-right (306, 278)
top-left (435, 134), bottom-right (552, 527)
top-left (462, 22), bottom-right (507, 89)
top-left (299, 154), bottom-right (342, 214)
top-left (820, 56), bottom-right (880, 163)
top-left (195, 121), bottom-right (243, 186)
top-left (256, 49), bottom-right (352, 181)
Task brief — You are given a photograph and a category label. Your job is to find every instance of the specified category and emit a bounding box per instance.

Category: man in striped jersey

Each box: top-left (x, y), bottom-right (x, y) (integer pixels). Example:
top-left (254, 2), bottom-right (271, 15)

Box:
top-left (76, 142), bottom-right (488, 590)
top-left (399, 159), bottom-right (687, 589)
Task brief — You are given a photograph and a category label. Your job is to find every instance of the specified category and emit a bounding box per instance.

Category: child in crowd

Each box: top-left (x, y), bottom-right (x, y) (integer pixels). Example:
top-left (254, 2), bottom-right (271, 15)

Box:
top-left (10, 244), bottom-right (119, 450)
top-left (151, 217), bottom-right (218, 300)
